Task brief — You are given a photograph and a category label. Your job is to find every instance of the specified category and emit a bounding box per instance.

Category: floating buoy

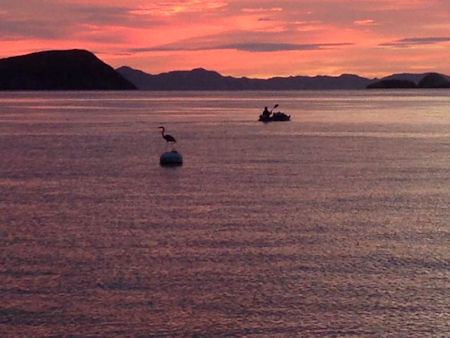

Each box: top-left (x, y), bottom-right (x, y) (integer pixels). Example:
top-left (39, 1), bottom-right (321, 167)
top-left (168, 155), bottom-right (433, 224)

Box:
top-left (160, 150), bottom-right (183, 166)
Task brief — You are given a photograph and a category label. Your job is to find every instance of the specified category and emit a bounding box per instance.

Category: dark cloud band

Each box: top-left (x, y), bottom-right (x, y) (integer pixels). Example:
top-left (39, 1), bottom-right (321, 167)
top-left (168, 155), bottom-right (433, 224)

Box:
top-left (380, 36), bottom-right (450, 47)
top-left (130, 42), bottom-right (353, 53)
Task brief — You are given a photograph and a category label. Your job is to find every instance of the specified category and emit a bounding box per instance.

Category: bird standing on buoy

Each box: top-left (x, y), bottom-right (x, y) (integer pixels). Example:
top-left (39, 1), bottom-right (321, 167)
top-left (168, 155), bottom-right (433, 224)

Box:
top-left (158, 126), bottom-right (183, 166)
top-left (158, 126), bottom-right (176, 149)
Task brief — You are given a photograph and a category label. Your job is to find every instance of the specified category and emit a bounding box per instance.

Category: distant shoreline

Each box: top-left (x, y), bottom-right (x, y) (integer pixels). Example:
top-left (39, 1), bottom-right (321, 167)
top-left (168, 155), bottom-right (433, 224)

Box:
top-left (1, 49), bottom-right (449, 91)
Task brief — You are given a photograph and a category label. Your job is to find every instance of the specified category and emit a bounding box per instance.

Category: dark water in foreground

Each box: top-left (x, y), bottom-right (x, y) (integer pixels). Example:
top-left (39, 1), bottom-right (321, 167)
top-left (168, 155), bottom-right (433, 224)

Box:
top-left (1, 90), bottom-right (449, 336)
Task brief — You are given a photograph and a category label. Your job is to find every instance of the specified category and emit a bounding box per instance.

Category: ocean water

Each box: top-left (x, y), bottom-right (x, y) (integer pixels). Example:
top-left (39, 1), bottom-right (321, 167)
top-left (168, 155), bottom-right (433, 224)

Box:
top-left (0, 90), bottom-right (449, 336)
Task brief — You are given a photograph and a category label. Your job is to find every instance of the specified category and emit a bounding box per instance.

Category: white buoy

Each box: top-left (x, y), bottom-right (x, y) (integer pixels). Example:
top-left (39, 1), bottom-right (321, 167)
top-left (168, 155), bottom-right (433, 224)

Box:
top-left (160, 150), bottom-right (183, 166)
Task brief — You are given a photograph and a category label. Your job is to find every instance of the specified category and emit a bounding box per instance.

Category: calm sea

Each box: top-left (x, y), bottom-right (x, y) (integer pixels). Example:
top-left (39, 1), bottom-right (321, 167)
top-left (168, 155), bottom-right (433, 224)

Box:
top-left (1, 90), bottom-right (449, 336)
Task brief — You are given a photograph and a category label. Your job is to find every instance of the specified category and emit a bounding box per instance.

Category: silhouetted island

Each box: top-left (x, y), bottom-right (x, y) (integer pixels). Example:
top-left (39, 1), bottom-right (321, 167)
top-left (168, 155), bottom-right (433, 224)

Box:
top-left (418, 73), bottom-right (450, 88)
top-left (0, 49), bottom-right (136, 90)
top-left (367, 72), bottom-right (450, 89)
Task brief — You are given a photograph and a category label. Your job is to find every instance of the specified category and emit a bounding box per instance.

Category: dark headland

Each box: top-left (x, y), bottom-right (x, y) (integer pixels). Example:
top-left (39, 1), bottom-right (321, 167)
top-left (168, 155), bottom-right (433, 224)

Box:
top-left (0, 49), bottom-right (136, 90)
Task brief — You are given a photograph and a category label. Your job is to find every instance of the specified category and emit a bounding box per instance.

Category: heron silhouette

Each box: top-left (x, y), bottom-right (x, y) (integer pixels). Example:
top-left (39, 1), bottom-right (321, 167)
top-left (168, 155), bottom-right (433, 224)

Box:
top-left (158, 126), bottom-right (176, 149)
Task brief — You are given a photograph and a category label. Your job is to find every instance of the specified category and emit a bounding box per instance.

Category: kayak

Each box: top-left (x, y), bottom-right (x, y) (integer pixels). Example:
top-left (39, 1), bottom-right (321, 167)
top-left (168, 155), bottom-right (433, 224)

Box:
top-left (259, 111), bottom-right (291, 122)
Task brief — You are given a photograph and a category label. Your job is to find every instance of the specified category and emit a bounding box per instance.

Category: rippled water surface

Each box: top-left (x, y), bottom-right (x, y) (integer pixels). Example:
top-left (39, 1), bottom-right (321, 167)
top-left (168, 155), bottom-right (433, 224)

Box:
top-left (1, 90), bottom-right (449, 336)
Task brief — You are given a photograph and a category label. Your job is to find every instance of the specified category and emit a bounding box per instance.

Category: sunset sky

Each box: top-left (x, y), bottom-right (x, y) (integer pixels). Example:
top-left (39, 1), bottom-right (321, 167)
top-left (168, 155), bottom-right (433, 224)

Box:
top-left (1, 0), bottom-right (449, 78)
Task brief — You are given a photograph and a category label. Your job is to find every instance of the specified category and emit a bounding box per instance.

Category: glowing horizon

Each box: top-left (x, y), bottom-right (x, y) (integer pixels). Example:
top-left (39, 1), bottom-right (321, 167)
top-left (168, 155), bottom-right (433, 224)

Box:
top-left (1, 0), bottom-right (449, 78)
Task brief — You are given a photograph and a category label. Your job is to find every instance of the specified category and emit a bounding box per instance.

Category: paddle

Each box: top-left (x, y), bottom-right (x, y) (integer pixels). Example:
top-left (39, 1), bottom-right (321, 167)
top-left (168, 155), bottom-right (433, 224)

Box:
top-left (270, 104), bottom-right (279, 113)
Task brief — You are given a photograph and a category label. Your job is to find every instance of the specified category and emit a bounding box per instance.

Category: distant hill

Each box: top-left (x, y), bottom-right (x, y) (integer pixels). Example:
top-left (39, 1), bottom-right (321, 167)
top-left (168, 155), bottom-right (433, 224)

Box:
top-left (418, 73), bottom-right (450, 88)
top-left (380, 73), bottom-right (429, 84)
top-left (116, 66), bottom-right (376, 90)
top-left (368, 72), bottom-right (450, 89)
top-left (0, 49), bottom-right (136, 90)
top-left (381, 72), bottom-right (450, 84)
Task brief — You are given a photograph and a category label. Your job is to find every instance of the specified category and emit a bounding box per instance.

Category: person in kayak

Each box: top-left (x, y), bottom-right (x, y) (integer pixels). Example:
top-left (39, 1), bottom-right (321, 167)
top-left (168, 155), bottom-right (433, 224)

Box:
top-left (262, 106), bottom-right (271, 119)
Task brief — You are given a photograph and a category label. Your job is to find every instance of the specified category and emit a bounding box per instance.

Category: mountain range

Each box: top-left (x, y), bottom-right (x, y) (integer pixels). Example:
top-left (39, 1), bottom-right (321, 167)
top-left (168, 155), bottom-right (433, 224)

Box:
top-left (117, 66), bottom-right (450, 90)
top-left (116, 66), bottom-right (377, 90)
top-left (1, 49), bottom-right (449, 90)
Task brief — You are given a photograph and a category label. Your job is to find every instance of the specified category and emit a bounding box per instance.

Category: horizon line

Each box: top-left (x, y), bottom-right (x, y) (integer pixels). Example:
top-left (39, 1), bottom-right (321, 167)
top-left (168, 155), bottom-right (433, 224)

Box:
top-left (2, 48), bottom-right (448, 81)
top-left (117, 65), bottom-right (450, 81)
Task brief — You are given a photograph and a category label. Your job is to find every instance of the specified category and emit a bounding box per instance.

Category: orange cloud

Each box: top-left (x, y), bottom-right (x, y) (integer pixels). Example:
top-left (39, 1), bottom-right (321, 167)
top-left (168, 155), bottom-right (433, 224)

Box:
top-left (353, 19), bottom-right (377, 26)
top-left (241, 7), bottom-right (283, 13)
